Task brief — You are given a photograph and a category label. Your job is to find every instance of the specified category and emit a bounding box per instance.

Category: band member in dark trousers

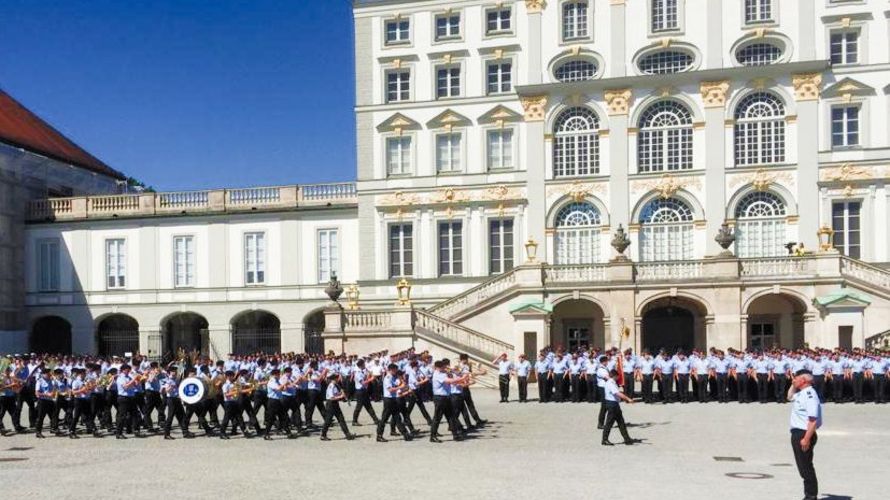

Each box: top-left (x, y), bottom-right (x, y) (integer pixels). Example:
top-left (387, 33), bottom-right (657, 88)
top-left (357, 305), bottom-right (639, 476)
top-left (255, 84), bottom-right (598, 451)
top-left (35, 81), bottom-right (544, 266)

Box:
top-left (0, 367), bottom-right (18, 433)
top-left (351, 360), bottom-right (379, 426)
top-left (429, 360), bottom-right (467, 443)
top-left (535, 355), bottom-right (551, 403)
top-left (14, 360), bottom-right (37, 432)
top-left (114, 365), bottom-right (143, 439)
top-left (601, 370), bottom-right (635, 446)
top-left (457, 356), bottom-right (486, 427)
top-left (595, 357), bottom-right (609, 429)
top-left (493, 353), bottom-right (512, 403)
top-left (33, 371), bottom-right (56, 438)
top-left (320, 374), bottom-right (354, 441)
top-left (161, 366), bottom-right (192, 439)
top-left (237, 369), bottom-right (261, 433)
top-left (377, 364), bottom-right (411, 442)
top-left (262, 369), bottom-right (294, 440)
top-left (219, 371), bottom-right (250, 439)
top-left (405, 360), bottom-right (431, 425)
top-left (787, 370), bottom-right (822, 500)
top-left (68, 369), bottom-right (98, 438)
top-left (142, 363), bottom-right (165, 431)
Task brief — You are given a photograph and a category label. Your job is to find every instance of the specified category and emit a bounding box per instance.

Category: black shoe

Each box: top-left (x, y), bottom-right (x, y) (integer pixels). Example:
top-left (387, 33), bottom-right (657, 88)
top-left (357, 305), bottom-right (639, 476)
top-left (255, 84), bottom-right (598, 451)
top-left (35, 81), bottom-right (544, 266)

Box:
top-left (389, 431), bottom-right (401, 437)
top-left (244, 432), bottom-right (254, 439)
top-left (601, 440), bottom-right (614, 446)
top-left (116, 434), bottom-right (126, 440)
top-left (597, 425), bottom-right (604, 430)
top-left (36, 432), bottom-right (45, 439)
top-left (69, 433), bottom-right (79, 439)
top-left (403, 434), bottom-right (413, 442)
top-left (92, 431), bottom-right (102, 438)
top-left (164, 435), bottom-right (175, 440)
top-left (624, 440), bottom-right (635, 445)
top-left (430, 437), bottom-right (442, 443)
top-left (220, 434), bottom-right (230, 440)
top-left (346, 434), bottom-right (356, 441)
top-left (184, 432), bottom-right (196, 439)
top-left (453, 434), bottom-right (464, 442)
top-left (263, 434), bottom-right (272, 441)
top-left (476, 419), bottom-right (488, 426)
top-left (352, 422), bottom-right (361, 427)
top-left (376, 436), bottom-right (388, 443)
top-left (287, 433), bottom-right (298, 439)
top-left (320, 436), bottom-right (331, 441)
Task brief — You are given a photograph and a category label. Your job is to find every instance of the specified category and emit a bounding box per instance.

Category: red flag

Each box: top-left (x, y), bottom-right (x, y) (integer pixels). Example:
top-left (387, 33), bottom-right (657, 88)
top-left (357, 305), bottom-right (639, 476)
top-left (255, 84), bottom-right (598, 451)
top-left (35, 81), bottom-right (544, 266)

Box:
top-left (616, 354), bottom-right (625, 387)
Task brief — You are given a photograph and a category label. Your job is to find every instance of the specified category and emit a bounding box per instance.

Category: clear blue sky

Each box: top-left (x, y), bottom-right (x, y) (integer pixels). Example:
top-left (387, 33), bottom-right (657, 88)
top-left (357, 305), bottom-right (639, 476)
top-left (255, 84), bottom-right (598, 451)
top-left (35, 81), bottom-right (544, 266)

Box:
top-left (1, 0), bottom-right (357, 190)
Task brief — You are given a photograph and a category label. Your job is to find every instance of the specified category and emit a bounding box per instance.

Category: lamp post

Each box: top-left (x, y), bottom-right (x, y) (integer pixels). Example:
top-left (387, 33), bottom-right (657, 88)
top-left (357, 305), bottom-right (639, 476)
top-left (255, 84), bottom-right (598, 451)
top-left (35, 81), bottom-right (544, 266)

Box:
top-left (345, 284), bottom-right (360, 310)
top-left (396, 278), bottom-right (412, 306)
top-left (524, 238), bottom-right (539, 264)
top-left (817, 226), bottom-right (835, 252)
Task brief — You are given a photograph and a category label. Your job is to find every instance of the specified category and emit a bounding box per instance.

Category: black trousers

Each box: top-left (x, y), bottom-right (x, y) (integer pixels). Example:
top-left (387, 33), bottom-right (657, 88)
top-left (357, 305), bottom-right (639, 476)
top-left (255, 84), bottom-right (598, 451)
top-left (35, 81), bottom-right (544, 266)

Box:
top-left (163, 397), bottom-right (187, 435)
top-left (518, 376), bottom-right (528, 402)
top-left (602, 402), bottom-right (631, 443)
top-left (115, 396), bottom-right (139, 436)
top-left (659, 375), bottom-right (673, 402)
top-left (736, 373), bottom-right (750, 403)
top-left (429, 395), bottom-right (458, 439)
top-left (570, 375), bottom-right (581, 402)
top-left (143, 391), bottom-right (165, 429)
top-left (830, 377), bottom-right (844, 403)
top-left (406, 392), bottom-right (431, 424)
top-left (696, 375), bottom-right (709, 402)
top-left (641, 375), bottom-right (654, 403)
top-left (377, 398), bottom-right (408, 437)
top-left (184, 402), bottom-right (212, 434)
top-left (677, 374), bottom-right (690, 403)
top-left (813, 375), bottom-right (825, 402)
top-left (322, 401), bottom-right (350, 438)
top-left (450, 394), bottom-right (471, 429)
top-left (852, 373), bottom-right (864, 402)
top-left (774, 374), bottom-right (788, 403)
top-left (35, 398), bottom-right (56, 433)
top-left (306, 390), bottom-right (326, 424)
top-left (14, 387), bottom-right (36, 429)
top-left (596, 387), bottom-right (607, 427)
top-left (263, 398), bottom-right (289, 434)
top-left (90, 393), bottom-right (107, 428)
top-left (462, 389), bottom-right (483, 424)
top-left (498, 375), bottom-right (510, 402)
top-left (586, 377), bottom-right (597, 403)
top-left (251, 391), bottom-right (268, 417)
top-left (716, 374), bottom-right (728, 402)
top-left (239, 395), bottom-right (261, 431)
top-left (622, 374), bottom-right (635, 399)
top-left (791, 429), bottom-right (818, 498)
top-left (282, 395), bottom-right (304, 430)
top-left (352, 389), bottom-right (378, 424)
top-left (874, 375), bottom-right (886, 403)
top-left (70, 398), bottom-right (95, 434)
top-left (220, 401), bottom-right (246, 434)
top-left (0, 395), bottom-right (16, 430)
top-left (553, 375), bottom-right (566, 402)
top-left (756, 374), bottom-right (769, 403)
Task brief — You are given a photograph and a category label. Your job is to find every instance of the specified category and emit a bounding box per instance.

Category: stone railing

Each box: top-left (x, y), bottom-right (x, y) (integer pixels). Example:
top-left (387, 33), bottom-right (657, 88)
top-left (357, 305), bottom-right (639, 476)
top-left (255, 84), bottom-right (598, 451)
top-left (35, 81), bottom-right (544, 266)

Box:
top-left (26, 182), bottom-right (357, 221)
top-left (635, 261), bottom-right (704, 281)
top-left (740, 257), bottom-right (817, 278)
top-left (841, 257), bottom-right (890, 290)
top-left (865, 329), bottom-right (890, 350)
top-left (343, 310), bottom-right (393, 331)
top-left (545, 264), bottom-right (609, 283)
top-left (427, 269), bottom-right (518, 319)
top-left (414, 310), bottom-right (513, 360)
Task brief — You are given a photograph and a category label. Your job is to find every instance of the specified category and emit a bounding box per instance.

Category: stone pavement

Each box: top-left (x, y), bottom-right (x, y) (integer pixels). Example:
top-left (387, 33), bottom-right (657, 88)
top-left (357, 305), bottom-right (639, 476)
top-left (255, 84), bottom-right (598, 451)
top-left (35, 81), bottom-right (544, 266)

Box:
top-left (0, 389), bottom-right (884, 500)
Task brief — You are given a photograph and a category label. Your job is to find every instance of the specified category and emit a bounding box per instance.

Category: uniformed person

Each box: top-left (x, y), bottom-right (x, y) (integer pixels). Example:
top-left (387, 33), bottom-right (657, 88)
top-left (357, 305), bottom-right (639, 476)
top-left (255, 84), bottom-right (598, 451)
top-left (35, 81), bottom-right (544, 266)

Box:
top-left (428, 360), bottom-right (466, 443)
top-left (0, 367), bottom-right (18, 435)
top-left (535, 353), bottom-right (551, 403)
top-left (376, 363), bottom-right (411, 442)
top-left (34, 370), bottom-right (56, 439)
top-left (494, 353), bottom-right (512, 403)
top-left (161, 365), bottom-right (192, 440)
top-left (351, 359), bottom-right (379, 426)
top-left (219, 370), bottom-right (251, 439)
top-left (515, 354), bottom-right (531, 403)
top-left (787, 370), bottom-right (822, 500)
top-left (601, 369), bottom-right (636, 446)
top-left (68, 368), bottom-right (98, 438)
top-left (114, 365), bottom-right (143, 439)
top-left (320, 373), bottom-right (355, 441)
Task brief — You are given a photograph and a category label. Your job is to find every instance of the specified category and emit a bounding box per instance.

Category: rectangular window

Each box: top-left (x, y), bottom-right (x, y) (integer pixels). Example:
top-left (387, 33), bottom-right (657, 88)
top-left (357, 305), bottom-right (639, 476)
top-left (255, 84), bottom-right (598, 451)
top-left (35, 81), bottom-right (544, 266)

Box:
top-left (386, 70), bottom-right (410, 103)
top-left (487, 129), bottom-right (514, 170)
top-left (562, 1), bottom-right (589, 40)
top-left (486, 8), bottom-right (512, 34)
top-left (436, 133), bottom-right (462, 173)
top-left (37, 238), bottom-right (60, 292)
top-left (244, 232), bottom-right (266, 285)
top-left (317, 229), bottom-right (339, 283)
top-left (832, 201), bottom-right (861, 259)
top-left (651, 0), bottom-right (678, 32)
top-left (172, 236), bottom-right (195, 288)
top-left (105, 239), bottom-right (126, 289)
top-left (486, 61), bottom-right (512, 94)
top-left (435, 14), bottom-right (460, 40)
top-left (831, 106), bottom-right (860, 148)
top-left (436, 66), bottom-right (461, 99)
top-left (389, 223), bottom-right (413, 278)
top-left (744, 0), bottom-right (772, 24)
top-left (386, 136), bottom-right (412, 176)
top-left (489, 219), bottom-right (514, 275)
top-left (749, 322), bottom-right (776, 350)
top-left (830, 31), bottom-right (858, 65)
top-left (385, 19), bottom-right (410, 45)
top-left (438, 221), bottom-right (463, 276)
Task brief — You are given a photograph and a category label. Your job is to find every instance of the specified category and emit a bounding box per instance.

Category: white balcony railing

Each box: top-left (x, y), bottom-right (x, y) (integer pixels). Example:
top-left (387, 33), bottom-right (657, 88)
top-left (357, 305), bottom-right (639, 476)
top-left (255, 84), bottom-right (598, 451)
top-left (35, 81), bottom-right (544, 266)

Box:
top-left (841, 257), bottom-right (890, 290)
top-left (740, 257), bottom-right (815, 277)
top-left (343, 310), bottom-right (392, 331)
top-left (157, 190), bottom-right (210, 210)
top-left (545, 264), bottom-right (609, 283)
top-left (427, 269), bottom-right (518, 320)
top-left (415, 310), bottom-right (513, 359)
top-left (636, 262), bottom-right (704, 281)
top-left (300, 182), bottom-right (356, 202)
top-left (227, 186), bottom-right (281, 206)
top-left (88, 194), bottom-right (140, 214)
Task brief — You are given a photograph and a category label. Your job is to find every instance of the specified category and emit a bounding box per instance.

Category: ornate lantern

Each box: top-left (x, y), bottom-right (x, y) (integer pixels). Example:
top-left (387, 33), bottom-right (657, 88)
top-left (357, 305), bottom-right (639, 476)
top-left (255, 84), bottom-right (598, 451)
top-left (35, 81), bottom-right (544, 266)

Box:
top-left (396, 278), bottom-right (412, 306)
top-left (817, 226), bottom-right (835, 252)
top-left (324, 272), bottom-right (343, 303)
top-left (345, 284), bottom-right (360, 310)
top-left (524, 238), bottom-right (539, 263)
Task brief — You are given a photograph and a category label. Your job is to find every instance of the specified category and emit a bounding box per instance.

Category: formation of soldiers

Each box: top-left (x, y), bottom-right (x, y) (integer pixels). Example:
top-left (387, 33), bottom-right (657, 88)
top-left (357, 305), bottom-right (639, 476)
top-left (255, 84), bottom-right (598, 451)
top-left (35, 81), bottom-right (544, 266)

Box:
top-left (0, 349), bottom-right (487, 443)
top-left (495, 346), bottom-right (890, 405)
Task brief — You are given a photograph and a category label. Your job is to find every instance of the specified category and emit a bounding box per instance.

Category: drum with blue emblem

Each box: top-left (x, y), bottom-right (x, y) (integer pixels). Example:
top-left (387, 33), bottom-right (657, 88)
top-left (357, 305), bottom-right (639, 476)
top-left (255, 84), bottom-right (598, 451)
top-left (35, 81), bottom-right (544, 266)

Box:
top-left (179, 376), bottom-right (208, 405)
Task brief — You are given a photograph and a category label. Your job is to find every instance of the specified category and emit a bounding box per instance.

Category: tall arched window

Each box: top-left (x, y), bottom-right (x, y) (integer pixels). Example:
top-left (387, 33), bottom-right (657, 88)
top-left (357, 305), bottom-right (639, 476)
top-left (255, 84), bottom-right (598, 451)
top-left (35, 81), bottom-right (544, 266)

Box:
top-left (554, 107), bottom-right (600, 177)
top-left (734, 191), bottom-right (787, 257)
top-left (554, 202), bottom-right (602, 264)
top-left (638, 100), bottom-right (693, 172)
top-left (734, 92), bottom-right (785, 166)
top-left (639, 197), bottom-right (694, 261)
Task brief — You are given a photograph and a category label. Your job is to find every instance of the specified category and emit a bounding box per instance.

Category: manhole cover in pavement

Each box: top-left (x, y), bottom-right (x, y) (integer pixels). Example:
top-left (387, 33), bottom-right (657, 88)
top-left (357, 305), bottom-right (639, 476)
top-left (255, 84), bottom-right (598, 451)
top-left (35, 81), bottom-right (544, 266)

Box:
top-left (6, 447), bottom-right (33, 451)
top-left (0, 457), bottom-right (28, 462)
top-left (725, 472), bottom-right (773, 480)
top-left (713, 456), bottom-right (744, 462)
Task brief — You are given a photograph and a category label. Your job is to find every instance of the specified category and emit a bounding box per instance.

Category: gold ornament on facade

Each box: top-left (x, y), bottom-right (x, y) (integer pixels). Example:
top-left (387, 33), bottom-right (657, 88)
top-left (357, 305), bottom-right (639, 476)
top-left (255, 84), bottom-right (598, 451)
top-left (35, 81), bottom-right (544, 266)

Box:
top-left (700, 81), bottom-right (730, 108)
top-left (524, 0), bottom-right (546, 13)
top-left (792, 73), bottom-right (822, 101)
top-left (828, 163), bottom-right (871, 182)
top-left (750, 168), bottom-right (776, 192)
top-left (648, 173), bottom-right (686, 199)
top-left (520, 95), bottom-right (547, 121)
top-left (604, 88), bottom-right (632, 115)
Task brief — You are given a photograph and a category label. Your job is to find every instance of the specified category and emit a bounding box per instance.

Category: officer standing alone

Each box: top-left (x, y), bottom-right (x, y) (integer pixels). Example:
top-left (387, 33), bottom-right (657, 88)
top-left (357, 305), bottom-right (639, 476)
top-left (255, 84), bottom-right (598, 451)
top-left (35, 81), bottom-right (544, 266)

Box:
top-left (787, 370), bottom-right (823, 500)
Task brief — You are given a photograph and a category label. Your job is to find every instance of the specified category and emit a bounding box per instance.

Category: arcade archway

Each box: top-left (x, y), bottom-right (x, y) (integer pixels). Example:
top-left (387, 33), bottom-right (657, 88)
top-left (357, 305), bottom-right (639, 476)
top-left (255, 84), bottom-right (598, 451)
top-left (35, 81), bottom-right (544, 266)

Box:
top-left (30, 316), bottom-right (72, 354)
top-left (640, 296), bottom-right (708, 353)
top-left (550, 299), bottom-right (606, 351)
top-left (97, 314), bottom-right (139, 356)
top-left (231, 310), bottom-right (280, 355)
top-left (163, 312), bottom-right (208, 356)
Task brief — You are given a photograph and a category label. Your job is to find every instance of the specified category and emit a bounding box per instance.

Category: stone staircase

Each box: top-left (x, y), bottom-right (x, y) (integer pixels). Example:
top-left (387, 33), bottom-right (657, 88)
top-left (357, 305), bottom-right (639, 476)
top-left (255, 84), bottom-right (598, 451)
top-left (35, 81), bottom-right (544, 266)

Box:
top-left (865, 329), bottom-right (890, 350)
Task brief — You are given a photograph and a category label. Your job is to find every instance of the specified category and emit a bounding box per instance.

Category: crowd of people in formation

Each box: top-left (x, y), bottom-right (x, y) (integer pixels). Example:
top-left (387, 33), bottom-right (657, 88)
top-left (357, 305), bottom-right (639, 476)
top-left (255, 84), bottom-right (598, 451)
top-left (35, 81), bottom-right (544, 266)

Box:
top-left (0, 349), bottom-right (489, 443)
top-left (493, 346), bottom-right (890, 405)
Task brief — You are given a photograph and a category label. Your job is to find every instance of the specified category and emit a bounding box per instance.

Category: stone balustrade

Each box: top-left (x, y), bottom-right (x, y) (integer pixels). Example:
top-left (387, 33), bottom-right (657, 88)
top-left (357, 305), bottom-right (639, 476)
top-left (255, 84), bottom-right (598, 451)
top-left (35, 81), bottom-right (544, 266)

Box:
top-left (26, 182), bottom-right (358, 221)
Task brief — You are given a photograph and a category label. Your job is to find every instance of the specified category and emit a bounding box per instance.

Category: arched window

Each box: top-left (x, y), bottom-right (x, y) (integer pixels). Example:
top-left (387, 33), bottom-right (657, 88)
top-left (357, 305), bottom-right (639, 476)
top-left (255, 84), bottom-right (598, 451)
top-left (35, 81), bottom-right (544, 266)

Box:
top-left (734, 92), bottom-right (785, 166)
top-left (554, 107), bottom-right (600, 177)
top-left (554, 59), bottom-right (597, 82)
top-left (639, 197), bottom-right (694, 262)
top-left (554, 202), bottom-right (602, 264)
top-left (736, 43), bottom-right (782, 66)
top-left (734, 191), bottom-right (787, 257)
top-left (638, 50), bottom-right (693, 74)
top-left (638, 100), bottom-right (693, 172)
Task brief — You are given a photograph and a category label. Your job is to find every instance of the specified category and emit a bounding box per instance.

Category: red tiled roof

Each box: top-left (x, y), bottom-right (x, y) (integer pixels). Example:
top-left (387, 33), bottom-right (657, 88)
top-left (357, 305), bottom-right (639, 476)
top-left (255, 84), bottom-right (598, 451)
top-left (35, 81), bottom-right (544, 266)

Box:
top-left (0, 88), bottom-right (125, 179)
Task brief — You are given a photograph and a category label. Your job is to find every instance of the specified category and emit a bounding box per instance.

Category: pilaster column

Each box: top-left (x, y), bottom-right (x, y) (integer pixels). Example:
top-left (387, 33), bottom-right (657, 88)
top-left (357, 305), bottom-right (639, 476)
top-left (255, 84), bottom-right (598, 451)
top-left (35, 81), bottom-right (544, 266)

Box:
top-left (207, 325), bottom-right (232, 359)
top-left (605, 89), bottom-right (632, 229)
top-left (793, 73), bottom-right (823, 250)
top-left (280, 322), bottom-right (303, 354)
top-left (522, 96), bottom-right (548, 248)
top-left (139, 326), bottom-right (161, 359)
top-left (609, 0), bottom-right (627, 77)
top-left (701, 81), bottom-right (730, 256)
top-left (705, 1), bottom-right (723, 68)
top-left (798, 0), bottom-right (816, 60)
top-left (525, 0), bottom-right (544, 84)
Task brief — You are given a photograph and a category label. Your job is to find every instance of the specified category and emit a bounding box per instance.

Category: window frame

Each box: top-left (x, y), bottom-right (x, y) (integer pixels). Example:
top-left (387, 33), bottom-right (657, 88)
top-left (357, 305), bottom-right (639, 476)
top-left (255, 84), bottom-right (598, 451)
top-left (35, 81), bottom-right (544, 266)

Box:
top-left (648, 0), bottom-right (684, 35)
top-left (36, 237), bottom-right (60, 292)
top-left (317, 228), bottom-right (340, 284)
top-left (388, 222), bottom-right (414, 279)
top-left (434, 63), bottom-right (463, 100)
top-left (484, 5), bottom-right (514, 37)
top-left (105, 238), bottom-right (127, 290)
top-left (384, 134), bottom-right (414, 177)
top-left (243, 231), bottom-right (266, 286)
top-left (172, 235), bottom-right (196, 288)
top-left (742, 0), bottom-right (776, 26)
top-left (434, 130), bottom-right (464, 174)
top-left (383, 17), bottom-right (412, 47)
top-left (488, 218), bottom-right (515, 275)
top-left (733, 91), bottom-right (787, 167)
top-left (437, 220), bottom-right (464, 277)
top-left (384, 67), bottom-right (411, 103)
top-left (830, 104), bottom-right (861, 149)
top-left (636, 100), bottom-right (694, 173)
top-left (831, 200), bottom-right (862, 259)
top-left (485, 126), bottom-right (517, 172)
top-left (485, 58), bottom-right (513, 95)
top-left (433, 11), bottom-right (462, 43)
top-left (829, 28), bottom-right (860, 66)
top-left (553, 106), bottom-right (601, 178)
top-left (561, 0), bottom-right (593, 43)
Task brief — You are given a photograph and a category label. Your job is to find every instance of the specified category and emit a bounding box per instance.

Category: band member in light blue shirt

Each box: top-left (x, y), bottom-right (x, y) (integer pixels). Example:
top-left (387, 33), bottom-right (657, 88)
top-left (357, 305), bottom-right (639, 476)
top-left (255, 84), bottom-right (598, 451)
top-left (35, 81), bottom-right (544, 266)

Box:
top-left (515, 354), bottom-right (532, 403)
top-left (787, 370), bottom-right (823, 500)
top-left (321, 374), bottom-right (355, 441)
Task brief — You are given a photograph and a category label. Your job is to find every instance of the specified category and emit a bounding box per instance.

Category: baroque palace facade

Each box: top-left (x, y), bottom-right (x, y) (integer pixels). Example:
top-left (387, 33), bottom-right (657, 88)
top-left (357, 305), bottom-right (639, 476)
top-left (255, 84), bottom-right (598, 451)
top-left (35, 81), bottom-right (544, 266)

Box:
top-left (8, 0), bottom-right (890, 368)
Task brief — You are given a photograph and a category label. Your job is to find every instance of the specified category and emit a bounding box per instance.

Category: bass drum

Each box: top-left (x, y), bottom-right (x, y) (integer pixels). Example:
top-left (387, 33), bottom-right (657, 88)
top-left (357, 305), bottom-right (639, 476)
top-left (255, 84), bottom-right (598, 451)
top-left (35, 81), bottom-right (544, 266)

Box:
top-left (179, 376), bottom-right (209, 405)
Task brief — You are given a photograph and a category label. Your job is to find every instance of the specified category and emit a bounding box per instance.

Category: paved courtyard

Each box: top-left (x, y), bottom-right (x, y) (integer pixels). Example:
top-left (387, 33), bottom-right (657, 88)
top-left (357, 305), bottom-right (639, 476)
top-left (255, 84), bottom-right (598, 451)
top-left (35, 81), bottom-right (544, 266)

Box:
top-left (0, 389), bottom-right (884, 500)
